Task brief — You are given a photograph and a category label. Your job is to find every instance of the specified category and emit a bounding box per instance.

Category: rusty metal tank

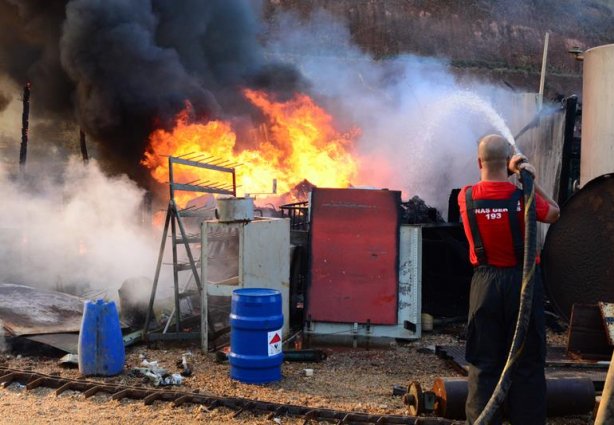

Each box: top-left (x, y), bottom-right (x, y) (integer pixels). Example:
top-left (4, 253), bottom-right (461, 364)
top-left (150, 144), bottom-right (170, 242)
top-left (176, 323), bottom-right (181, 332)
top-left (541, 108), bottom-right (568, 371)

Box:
top-left (542, 174), bottom-right (614, 321)
top-left (405, 377), bottom-right (595, 419)
top-left (541, 43), bottom-right (614, 321)
top-left (581, 43), bottom-right (614, 185)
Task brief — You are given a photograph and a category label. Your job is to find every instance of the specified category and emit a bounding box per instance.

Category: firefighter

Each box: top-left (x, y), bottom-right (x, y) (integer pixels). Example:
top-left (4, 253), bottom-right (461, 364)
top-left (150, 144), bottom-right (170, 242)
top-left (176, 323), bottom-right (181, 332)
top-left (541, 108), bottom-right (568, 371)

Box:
top-left (457, 134), bottom-right (560, 424)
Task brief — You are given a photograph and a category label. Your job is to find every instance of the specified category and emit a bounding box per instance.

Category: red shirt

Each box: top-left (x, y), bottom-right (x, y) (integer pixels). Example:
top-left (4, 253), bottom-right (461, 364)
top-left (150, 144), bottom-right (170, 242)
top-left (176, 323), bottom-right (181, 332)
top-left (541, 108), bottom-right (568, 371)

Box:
top-left (458, 181), bottom-right (550, 267)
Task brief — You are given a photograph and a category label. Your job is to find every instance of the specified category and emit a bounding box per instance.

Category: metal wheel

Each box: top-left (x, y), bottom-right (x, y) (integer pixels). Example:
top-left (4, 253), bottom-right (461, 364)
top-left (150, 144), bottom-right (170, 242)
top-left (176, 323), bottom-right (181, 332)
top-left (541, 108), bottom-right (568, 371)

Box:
top-left (403, 381), bottom-right (424, 416)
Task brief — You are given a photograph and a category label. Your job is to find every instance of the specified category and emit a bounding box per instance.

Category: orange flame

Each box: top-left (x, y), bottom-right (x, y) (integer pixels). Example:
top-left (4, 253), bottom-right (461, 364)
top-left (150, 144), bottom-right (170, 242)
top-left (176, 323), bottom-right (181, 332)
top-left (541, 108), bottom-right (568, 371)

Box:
top-left (142, 90), bottom-right (359, 206)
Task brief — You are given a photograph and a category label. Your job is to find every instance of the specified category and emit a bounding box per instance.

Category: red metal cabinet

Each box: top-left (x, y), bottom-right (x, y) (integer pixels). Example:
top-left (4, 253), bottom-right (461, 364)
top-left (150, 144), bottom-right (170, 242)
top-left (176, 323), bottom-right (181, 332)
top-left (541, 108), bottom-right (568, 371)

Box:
top-left (307, 188), bottom-right (401, 324)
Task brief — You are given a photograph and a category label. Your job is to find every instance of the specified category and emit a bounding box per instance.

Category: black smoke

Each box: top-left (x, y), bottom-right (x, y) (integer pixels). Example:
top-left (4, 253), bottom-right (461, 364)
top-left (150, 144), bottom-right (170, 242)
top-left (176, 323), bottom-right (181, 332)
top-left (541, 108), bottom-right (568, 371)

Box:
top-left (0, 0), bottom-right (303, 178)
top-left (0, 1), bottom-right (73, 115)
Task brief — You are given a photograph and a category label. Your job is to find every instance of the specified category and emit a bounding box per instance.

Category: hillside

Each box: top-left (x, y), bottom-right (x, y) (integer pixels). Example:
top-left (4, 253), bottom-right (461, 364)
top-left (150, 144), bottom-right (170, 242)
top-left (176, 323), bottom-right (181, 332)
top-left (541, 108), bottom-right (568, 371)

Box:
top-left (265, 0), bottom-right (614, 97)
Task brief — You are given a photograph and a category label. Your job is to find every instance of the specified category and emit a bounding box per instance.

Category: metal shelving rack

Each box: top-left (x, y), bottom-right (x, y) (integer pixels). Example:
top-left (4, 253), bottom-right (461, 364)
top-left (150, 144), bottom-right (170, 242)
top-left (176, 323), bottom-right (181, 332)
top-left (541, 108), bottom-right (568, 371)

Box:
top-left (143, 154), bottom-right (237, 342)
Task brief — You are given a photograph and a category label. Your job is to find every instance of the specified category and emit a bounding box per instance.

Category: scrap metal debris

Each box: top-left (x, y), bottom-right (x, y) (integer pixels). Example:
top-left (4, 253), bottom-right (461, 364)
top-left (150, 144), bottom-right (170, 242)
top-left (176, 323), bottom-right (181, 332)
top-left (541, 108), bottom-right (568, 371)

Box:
top-left (177, 353), bottom-right (193, 377)
top-left (130, 358), bottom-right (185, 387)
top-left (59, 353), bottom-right (79, 368)
top-left (24, 333), bottom-right (79, 354)
top-left (0, 283), bottom-right (83, 336)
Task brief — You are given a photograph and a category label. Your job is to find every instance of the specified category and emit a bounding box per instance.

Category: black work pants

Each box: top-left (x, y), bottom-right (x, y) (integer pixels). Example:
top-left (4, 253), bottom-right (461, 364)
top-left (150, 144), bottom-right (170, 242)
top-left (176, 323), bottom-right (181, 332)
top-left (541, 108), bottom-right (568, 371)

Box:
top-left (465, 266), bottom-right (546, 425)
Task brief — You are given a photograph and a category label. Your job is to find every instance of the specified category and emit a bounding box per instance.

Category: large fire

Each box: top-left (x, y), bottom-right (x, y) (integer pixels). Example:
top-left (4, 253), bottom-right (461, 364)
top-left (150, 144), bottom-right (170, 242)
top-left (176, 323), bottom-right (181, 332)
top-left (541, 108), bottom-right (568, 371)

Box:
top-left (142, 89), bottom-right (359, 206)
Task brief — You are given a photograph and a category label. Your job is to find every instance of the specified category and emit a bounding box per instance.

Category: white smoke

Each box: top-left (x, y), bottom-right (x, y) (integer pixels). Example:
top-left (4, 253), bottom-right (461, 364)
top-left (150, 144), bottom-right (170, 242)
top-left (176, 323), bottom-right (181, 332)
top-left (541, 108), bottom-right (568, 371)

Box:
top-left (265, 10), bottom-right (524, 212)
top-left (0, 158), bottom-right (157, 297)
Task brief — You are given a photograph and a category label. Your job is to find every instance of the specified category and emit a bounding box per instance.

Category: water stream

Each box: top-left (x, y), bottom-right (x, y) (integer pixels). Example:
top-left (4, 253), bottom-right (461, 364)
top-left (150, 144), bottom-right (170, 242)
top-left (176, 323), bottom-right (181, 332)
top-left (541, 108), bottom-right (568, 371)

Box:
top-left (423, 90), bottom-right (518, 151)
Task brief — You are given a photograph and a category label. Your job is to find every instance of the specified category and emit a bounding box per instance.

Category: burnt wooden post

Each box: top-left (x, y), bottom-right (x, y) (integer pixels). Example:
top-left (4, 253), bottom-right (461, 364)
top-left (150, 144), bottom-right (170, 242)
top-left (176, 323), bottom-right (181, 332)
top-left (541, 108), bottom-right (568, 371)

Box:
top-left (79, 128), bottom-right (89, 164)
top-left (19, 82), bottom-right (31, 173)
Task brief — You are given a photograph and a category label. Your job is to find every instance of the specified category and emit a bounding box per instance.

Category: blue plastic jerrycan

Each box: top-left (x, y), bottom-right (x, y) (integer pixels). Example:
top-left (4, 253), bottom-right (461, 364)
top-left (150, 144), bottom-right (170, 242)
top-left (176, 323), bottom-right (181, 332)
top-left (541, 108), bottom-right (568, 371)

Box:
top-left (78, 299), bottom-right (125, 376)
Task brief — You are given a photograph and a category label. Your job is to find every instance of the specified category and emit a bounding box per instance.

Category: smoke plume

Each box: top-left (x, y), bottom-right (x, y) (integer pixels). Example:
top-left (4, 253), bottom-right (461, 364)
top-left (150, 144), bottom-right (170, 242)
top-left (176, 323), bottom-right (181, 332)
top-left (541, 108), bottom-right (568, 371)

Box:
top-left (0, 90), bottom-right (10, 112)
top-left (0, 1), bottom-right (562, 290)
top-left (0, 0), bottom-right (537, 208)
top-left (0, 0), bottom-right (308, 298)
top-left (265, 10), bottom-right (536, 211)
top-left (0, 0), bottom-right (302, 177)
top-left (0, 158), bottom-right (157, 295)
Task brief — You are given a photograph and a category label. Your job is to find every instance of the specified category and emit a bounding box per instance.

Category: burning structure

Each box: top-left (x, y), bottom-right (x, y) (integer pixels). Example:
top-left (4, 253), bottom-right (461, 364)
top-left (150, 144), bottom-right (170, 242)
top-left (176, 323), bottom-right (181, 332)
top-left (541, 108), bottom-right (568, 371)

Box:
top-left (0, 0), bottom-right (598, 347)
top-left (0, 0), bottom-right (613, 422)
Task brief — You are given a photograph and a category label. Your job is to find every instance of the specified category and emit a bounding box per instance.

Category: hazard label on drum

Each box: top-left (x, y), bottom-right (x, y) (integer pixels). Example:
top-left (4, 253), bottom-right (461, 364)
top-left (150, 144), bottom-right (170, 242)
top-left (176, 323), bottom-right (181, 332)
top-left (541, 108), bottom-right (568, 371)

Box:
top-left (267, 329), bottom-right (282, 356)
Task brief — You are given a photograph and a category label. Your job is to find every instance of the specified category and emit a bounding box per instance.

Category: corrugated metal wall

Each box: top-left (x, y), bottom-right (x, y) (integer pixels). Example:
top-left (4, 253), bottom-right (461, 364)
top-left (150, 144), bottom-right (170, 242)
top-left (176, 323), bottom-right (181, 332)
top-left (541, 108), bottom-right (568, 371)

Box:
top-left (507, 93), bottom-right (566, 248)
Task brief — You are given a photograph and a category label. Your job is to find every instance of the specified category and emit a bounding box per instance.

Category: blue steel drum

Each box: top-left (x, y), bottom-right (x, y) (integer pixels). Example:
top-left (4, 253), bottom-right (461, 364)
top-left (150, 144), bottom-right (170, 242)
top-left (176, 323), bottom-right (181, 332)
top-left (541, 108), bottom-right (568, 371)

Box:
top-left (78, 299), bottom-right (125, 376)
top-left (229, 288), bottom-right (284, 384)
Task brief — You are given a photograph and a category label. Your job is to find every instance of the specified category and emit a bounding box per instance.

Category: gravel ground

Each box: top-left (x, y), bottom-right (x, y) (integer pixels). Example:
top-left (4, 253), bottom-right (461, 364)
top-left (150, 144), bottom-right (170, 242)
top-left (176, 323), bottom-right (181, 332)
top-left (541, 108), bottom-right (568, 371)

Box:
top-left (0, 330), bottom-right (595, 424)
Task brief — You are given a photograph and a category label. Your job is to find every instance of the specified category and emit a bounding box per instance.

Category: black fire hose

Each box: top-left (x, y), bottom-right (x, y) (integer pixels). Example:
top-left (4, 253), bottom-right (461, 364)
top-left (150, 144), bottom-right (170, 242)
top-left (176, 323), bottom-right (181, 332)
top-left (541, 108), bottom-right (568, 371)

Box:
top-left (474, 168), bottom-right (537, 425)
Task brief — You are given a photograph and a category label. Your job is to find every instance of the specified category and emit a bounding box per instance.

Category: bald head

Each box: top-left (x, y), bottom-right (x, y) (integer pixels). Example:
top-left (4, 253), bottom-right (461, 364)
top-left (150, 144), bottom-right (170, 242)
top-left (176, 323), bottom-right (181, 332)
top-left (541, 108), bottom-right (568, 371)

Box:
top-left (478, 134), bottom-right (513, 171)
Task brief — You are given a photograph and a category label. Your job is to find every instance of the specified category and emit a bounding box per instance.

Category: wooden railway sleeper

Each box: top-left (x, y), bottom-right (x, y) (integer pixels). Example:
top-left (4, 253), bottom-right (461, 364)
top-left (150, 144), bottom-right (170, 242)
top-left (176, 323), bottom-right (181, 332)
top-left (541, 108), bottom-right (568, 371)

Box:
top-left (267, 406), bottom-right (288, 420)
top-left (83, 385), bottom-right (106, 398)
top-left (55, 382), bottom-right (75, 396)
top-left (0, 372), bottom-right (18, 388)
top-left (26, 377), bottom-right (49, 390)
top-left (143, 392), bottom-right (164, 405)
top-left (303, 410), bottom-right (317, 425)
top-left (172, 394), bottom-right (192, 407)
top-left (337, 413), bottom-right (351, 424)
top-left (232, 407), bottom-right (245, 419)
top-left (111, 389), bottom-right (132, 400)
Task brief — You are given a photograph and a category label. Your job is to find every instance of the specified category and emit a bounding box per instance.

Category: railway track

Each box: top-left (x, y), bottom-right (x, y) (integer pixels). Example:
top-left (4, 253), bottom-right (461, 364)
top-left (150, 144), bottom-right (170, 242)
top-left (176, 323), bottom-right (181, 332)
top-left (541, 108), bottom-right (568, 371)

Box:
top-left (0, 366), bottom-right (457, 424)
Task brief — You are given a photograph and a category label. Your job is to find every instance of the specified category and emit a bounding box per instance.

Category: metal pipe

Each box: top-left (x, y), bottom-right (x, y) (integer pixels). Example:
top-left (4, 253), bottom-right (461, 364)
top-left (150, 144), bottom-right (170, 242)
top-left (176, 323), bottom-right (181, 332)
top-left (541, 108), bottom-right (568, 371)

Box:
top-left (282, 349), bottom-right (327, 362)
top-left (168, 156), bottom-right (175, 202)
top-left (232, 169), bottom-right (237, 197)
top-left (200, 221), bottom-right (209, 353)
top-left (537, 32), bottom-right (550, 111)
top-left (407, 376), bottom-right (595, 420)
top-left (172, 200), bottom-right (202, 293)
top-left (143, 205), bottom-right (172, 340)
top-left (170, 206), bottom-right (181, 334)
top-left (182, 153), bottom-right (201, 160)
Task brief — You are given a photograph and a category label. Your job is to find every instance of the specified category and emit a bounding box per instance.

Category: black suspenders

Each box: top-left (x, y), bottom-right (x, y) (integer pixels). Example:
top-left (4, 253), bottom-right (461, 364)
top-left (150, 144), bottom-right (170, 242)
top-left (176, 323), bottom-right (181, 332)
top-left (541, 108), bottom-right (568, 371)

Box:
top-left (465, 186), bottom-right (524, 266)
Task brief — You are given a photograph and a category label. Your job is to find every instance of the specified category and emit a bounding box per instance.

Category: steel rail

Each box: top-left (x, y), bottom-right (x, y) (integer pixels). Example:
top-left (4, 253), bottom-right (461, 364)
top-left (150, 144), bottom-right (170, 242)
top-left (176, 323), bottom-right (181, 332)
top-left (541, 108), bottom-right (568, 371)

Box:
top-left (0, 367), bottom-right (458, 424)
